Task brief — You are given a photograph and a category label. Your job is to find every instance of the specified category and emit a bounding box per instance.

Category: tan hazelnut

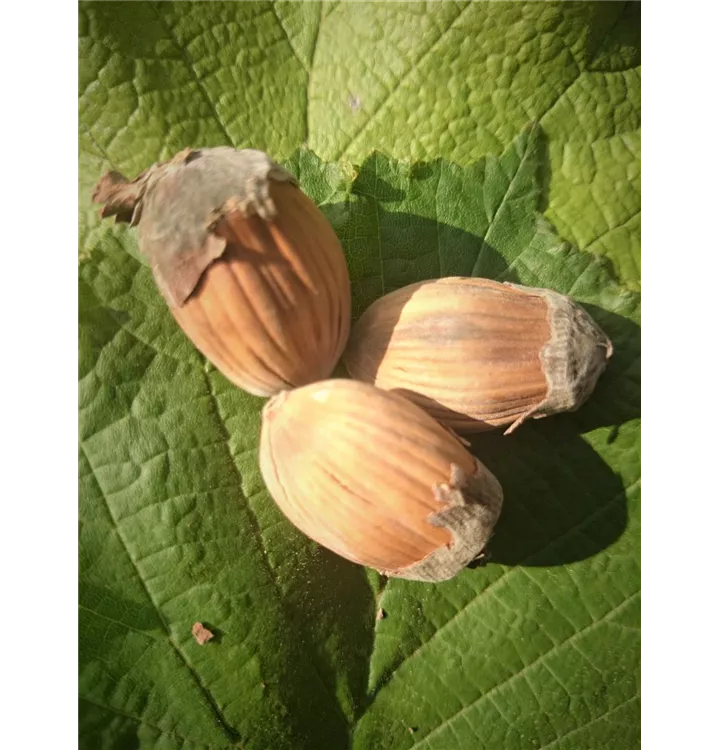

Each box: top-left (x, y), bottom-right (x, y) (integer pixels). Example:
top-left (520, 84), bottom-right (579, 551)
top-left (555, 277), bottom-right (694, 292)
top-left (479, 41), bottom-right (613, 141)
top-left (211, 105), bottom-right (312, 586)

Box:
top-left (344, 277), bottom-right (612, 433)
top-left (259, 380), bottom-right (503, 582)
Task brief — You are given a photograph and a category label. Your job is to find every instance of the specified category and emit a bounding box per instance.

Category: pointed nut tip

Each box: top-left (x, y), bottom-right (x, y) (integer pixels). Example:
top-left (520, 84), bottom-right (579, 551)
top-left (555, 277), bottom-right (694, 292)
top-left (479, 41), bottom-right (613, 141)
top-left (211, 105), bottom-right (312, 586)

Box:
top-left (91, 170), bottom-right (127, 204)
top-left (172, 147), bottom-right (197, 165)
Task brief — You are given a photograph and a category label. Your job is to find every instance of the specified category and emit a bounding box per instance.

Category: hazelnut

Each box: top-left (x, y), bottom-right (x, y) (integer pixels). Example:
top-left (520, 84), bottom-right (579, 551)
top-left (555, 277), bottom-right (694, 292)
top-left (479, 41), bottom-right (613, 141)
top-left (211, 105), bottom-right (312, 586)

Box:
top-left (344, 277), bottom-right (612, 433)
top-left (93, 147), bottom-right (351, 396)
top-left (259, 380), bottom-right (503, 582)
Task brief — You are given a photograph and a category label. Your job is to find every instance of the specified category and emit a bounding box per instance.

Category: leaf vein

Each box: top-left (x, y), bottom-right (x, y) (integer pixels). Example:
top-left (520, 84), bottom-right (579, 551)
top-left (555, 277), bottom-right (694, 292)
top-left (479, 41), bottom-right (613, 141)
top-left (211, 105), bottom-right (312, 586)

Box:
top-left (270, 4), bottom-right (310, 75)
top-left (305, 1), bottom-right (326, 143)
top-left (335, 1), bottom-right (472, 161)
top-left (373, 481), bottom-right (634, 694)
top-left (470, 123), bottom-right (540, 276)
top-left (583, 210), bottom-right (641, 253)
top-left (79, 443), bottom-right (240, 744)
top-left (79, 604), bottom-right (160, 640)
top-left (150, 2), bottom-right (235, 147)
top-left (79, 695), bottom-right (229, 750)
top-left (200, 369), bottom-right (349, 728)
top-left (408, 592), bottom-right (640, 749)
top-left (537, 694), bottom-right (639, 750)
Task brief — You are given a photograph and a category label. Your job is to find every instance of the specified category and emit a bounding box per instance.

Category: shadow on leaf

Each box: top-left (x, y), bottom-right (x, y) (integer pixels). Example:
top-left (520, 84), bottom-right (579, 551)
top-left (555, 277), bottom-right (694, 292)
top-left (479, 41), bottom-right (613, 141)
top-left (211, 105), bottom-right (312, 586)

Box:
top-left (319, 188), bottom-right (638, 571)
top-left (470, 419), bottom-right (629, 567)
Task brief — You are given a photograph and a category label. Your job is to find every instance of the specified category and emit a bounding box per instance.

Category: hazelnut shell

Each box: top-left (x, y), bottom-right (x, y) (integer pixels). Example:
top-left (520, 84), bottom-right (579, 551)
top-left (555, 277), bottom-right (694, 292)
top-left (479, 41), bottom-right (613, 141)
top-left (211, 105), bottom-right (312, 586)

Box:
top-left (93, 148), bottom-right (351, 396)
top-left (259, 380), bottom-right (504, 582)
top-left (344, 277), bottom-right (612, 433)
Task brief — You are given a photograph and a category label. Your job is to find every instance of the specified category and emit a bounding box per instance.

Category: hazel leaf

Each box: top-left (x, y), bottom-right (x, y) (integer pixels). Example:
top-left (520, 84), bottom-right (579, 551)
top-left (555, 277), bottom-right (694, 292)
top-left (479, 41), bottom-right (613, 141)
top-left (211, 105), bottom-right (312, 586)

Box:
top-left (79, 4), bottom-right (639, 749)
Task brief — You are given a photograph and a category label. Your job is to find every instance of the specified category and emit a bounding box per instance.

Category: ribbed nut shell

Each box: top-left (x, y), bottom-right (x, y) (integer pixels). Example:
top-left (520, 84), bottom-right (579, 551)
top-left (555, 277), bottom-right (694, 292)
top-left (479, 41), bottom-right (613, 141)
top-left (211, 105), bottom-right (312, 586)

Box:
top-left (171, 181), bottom-right (351, 395)
top-left (259, 380), bottom-right (504, 582)
top-left (344, 277), bottom-right (613, 434)
top-left (92, 147), bottom-right (351, 397)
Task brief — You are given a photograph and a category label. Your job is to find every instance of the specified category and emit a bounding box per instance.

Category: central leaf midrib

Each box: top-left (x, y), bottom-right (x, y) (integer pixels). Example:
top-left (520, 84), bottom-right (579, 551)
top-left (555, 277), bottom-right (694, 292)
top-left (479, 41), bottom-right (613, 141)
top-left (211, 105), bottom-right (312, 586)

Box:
top-left (200, 368), bottom-right (351, 731)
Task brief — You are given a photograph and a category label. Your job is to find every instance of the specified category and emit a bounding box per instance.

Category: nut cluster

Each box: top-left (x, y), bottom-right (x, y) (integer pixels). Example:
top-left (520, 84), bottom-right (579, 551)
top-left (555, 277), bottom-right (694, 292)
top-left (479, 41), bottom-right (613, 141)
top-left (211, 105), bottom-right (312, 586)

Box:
top-left (93, 147), bottom-right (612, 582)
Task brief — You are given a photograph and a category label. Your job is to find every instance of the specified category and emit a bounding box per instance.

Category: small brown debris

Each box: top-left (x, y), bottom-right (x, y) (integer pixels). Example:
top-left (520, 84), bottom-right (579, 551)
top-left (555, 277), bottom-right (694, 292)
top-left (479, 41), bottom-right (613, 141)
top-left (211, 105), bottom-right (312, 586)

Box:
top-left (192, 622), bottom-right (214, 645)
top-left (376, 608), bottom-right (386, 621)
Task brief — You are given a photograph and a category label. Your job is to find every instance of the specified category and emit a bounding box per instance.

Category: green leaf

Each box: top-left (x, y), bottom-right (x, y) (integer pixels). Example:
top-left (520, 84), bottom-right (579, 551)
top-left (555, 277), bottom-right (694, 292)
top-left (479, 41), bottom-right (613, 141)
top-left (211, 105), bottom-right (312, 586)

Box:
top-left (80, 4), bottom-right (640, 749)
top-left (79, 1), bottom-right (640, 288)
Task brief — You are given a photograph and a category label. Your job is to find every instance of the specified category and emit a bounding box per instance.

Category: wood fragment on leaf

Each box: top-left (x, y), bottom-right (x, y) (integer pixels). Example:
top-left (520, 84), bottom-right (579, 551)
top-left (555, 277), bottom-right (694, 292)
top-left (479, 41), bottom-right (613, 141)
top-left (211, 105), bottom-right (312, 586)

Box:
top-left (192, 622), bottom-right (214, 645)
top-left (376, 607), bottom-right (386, 621)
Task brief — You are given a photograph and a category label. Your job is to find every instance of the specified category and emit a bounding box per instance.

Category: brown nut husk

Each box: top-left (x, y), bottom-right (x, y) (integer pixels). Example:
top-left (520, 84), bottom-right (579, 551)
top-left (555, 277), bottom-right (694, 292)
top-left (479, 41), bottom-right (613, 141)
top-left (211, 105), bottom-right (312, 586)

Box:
top-left (93, 147), bottom-right (351, 396)
top-left (344, 277), bottom-right (612, 434)
top-left (259, 379), bottom-right (503, 582)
